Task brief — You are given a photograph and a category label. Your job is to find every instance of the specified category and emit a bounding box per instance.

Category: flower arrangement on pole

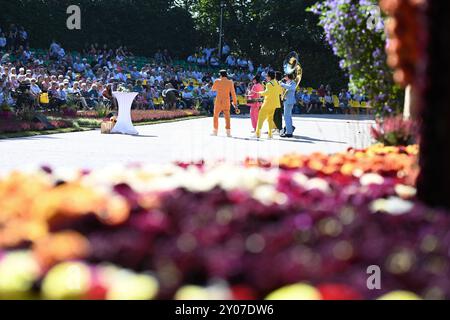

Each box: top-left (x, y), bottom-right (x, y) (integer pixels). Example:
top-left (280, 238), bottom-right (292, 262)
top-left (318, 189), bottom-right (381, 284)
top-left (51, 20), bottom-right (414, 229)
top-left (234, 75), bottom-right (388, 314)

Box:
top-left (309, 0), bottom-right (404, 116)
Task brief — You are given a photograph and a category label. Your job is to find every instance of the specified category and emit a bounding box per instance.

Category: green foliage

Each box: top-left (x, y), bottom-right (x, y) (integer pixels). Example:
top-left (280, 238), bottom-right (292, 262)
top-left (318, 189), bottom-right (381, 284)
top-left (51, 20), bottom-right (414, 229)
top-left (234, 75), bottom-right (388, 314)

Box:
top-left (95, 104), bottom-right (112, 119)
top-left (0, 0), bottom-right (198, 57)
top-left (75, 118), bottom-right (101, 128)
top-left (309, 0), bottom-right (404, 115)
top-left (1, 0), bottom-right (347, 89)
top-left (183, 0), bottom-right (347, 89)
top-left (1, 103), bottom-right (12, 112)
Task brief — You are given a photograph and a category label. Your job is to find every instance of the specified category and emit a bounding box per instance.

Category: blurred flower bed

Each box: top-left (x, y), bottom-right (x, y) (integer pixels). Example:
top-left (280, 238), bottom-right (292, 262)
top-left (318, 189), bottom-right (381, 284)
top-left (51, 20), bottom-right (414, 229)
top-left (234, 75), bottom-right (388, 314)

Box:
top-left (1, 144), bottom-right (449, 300)
top-left (0, 110), bottom-right (200, 134)
top-left (0, 118), bottom-right (75, 134)
top-left (76, 109), bottom-right (200, 123)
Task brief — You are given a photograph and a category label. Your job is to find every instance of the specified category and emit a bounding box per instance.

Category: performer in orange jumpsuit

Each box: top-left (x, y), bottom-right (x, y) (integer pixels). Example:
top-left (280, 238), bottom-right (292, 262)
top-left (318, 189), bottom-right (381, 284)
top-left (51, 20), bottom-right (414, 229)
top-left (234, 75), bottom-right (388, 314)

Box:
top-left (212, 70), bottom-right (238, 137)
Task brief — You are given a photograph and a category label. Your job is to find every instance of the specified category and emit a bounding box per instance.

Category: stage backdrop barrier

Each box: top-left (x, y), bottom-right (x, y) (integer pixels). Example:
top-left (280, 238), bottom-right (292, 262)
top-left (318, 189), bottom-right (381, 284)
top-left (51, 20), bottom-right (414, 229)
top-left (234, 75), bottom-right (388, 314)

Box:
top-left (111, 92), bottom-right (139, 135)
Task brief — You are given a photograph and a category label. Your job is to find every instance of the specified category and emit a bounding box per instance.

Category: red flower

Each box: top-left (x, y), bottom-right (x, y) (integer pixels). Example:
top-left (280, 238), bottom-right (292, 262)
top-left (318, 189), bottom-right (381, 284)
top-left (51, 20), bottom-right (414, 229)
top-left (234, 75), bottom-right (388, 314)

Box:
top-left (317, 284), bottom-right (362, 300)
top-left (231, 285), bottom-right (258, 300)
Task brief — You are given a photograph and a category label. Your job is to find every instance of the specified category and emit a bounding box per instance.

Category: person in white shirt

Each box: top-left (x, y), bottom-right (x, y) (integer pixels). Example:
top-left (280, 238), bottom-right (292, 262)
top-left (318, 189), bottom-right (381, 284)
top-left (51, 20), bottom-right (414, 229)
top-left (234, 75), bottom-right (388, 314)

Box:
top-left (69, 81), bottom-right (81, 94)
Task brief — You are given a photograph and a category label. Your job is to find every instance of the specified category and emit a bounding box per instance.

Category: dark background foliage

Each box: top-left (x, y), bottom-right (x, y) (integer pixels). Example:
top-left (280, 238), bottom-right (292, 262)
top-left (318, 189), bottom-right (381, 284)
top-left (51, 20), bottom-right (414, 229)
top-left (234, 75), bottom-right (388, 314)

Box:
top-left (0, 0), bottom-right (346, 88)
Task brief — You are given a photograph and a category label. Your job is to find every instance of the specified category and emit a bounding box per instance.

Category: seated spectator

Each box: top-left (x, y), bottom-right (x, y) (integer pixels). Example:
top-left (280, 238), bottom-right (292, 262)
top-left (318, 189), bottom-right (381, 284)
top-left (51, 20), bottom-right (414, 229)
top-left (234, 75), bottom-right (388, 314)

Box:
top-left (69, 81), bottom-right (81, 95)
top-left (0, 79), bottom-right (6, 104)
top-left (143, 85), bottom-right (156, 110)
top-left (235, 82), bottom-right (247, 95)
top-left (186, 81), bottom-right (195, 92)
top-left (353, 92), bottom-right (362, 102)
top-left (48, 81), bottom-right (62, 110)
top-left (309, 90), bottom-right (321, 113)
top-left (200, 88), bottom-right (213, 114)
top-left (0, 83), bottom-right (14, 106)
top-left (324, 91), bottom-right (334, 113)
top-left (58, 83), bottom-right (68, 105)
top-left (301, 90), bottom-right (311, 113)
top-left (318, 84), bottom-right (326, 98)
top-left (202, 47), bottom-right (216, 64)
top-left (238, 58), bottom-right (248, 70)
top-left (29, 78), bottom-right (41, 107)
top-left (87, 84), bottom-right (100, 109)
top-left (226, 54), bottom-right (236, 67)
top-left (197, 55), bottom-right (207, 66)
top-left (131, 67), bottom-right (141, 81)
top-left (133, 80), bottom-right (144, 93)
top-left (181, 87), bottom-right (194, 108)
top-left (210, 56), bottom-right (220, 67)
top-left (187, 54), bottom-right (197, 64)
top-left (339, 89), bottom-right (350, 114)
top-left (162, 83), bottom-right (177, 110)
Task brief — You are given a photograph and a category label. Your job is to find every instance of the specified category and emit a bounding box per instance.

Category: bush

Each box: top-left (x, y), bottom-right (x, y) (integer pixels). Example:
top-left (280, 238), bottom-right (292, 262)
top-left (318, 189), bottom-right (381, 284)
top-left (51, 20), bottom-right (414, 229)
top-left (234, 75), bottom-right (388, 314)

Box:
top-left (0, 118), bottom-right (74, 134)
top-left (371, 115), bottom-right (418, 146)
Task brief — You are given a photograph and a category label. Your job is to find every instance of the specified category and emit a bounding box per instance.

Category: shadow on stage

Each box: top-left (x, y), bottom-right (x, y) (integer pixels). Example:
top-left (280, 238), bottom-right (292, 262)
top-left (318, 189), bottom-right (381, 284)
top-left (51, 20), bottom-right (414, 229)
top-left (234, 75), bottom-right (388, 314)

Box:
top-left (1, 135), bottom-right (63, 142)
top-left (279, 135), bottom-right (346, 144)
top-left (132, 134), bottom-right (159, 138)
top-left (230, 135), bottom-right (345, 145)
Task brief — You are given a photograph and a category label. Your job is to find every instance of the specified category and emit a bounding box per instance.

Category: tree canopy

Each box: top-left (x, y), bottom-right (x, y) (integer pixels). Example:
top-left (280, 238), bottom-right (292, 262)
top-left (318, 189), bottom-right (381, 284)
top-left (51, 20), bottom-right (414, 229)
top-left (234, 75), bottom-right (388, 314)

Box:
top-left (0, 0), bottom-right (347, 88)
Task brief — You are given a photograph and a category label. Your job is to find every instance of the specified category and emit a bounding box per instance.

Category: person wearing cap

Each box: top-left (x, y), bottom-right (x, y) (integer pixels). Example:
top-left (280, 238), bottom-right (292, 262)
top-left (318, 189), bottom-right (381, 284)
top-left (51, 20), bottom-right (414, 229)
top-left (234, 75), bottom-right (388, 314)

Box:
top-left (255, 71), bottom-right (283, 139)
top-left (211, 69), bottom-right (238, 137)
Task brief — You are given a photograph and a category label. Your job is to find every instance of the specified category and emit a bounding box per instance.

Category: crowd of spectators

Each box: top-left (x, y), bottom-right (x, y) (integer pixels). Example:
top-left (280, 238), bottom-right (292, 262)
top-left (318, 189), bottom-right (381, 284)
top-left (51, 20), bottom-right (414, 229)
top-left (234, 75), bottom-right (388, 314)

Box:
top-left (187, 43), bottom-right (257, 73)
top-left (0, 24), bottom-right (29, 52)
top-left (295, 85), bottom-right (368, 115)
top-left (1, 24), bottom-right (366, 116)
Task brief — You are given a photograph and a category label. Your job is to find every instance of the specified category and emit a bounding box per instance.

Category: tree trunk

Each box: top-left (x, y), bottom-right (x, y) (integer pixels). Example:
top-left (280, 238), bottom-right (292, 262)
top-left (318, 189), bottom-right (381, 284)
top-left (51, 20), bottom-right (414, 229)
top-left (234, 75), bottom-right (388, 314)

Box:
top-left (416, 0), bottom-right (450, 209)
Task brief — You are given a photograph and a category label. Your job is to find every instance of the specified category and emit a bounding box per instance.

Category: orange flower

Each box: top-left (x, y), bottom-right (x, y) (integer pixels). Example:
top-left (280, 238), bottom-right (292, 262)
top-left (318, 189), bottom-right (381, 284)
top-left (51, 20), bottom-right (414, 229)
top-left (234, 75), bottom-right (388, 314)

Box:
top-left (33, 231), bottom-right (90, 270)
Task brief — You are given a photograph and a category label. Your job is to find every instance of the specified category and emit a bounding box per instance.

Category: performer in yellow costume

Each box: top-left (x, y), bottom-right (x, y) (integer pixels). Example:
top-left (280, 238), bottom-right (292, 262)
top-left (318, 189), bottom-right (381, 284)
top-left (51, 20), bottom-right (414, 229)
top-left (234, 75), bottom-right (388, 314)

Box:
top-left (255, 71), bottom-right (283, 139)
